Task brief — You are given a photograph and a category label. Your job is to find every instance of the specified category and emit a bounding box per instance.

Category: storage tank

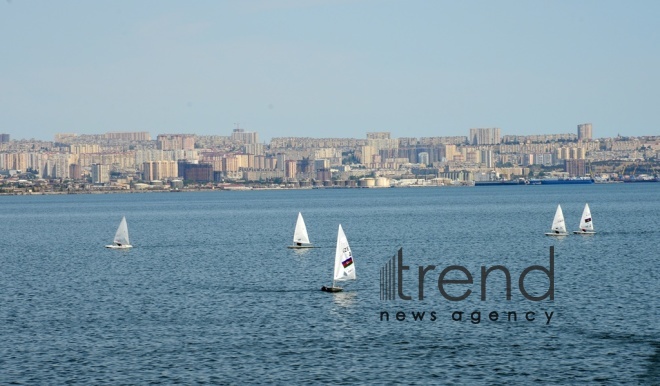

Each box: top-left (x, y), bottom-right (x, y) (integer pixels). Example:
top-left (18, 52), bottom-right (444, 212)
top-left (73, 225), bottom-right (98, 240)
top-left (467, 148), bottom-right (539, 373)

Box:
top-left (375, 177), bottom-right (389, 187)
top-left (359, 178), bottom-right (375, 187)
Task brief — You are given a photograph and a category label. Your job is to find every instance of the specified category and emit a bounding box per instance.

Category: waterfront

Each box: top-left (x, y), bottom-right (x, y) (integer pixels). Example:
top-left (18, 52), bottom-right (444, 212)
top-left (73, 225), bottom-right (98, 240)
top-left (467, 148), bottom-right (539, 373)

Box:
top-left (1, 184), bottom-right (658, 384)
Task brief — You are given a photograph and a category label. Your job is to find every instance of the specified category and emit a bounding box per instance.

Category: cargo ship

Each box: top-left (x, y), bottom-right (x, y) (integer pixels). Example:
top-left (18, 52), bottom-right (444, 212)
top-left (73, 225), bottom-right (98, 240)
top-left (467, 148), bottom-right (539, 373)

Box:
top-left (529, 177), bottom-right (594, 185)
top-left (474, 179), bottom-right (527, 186)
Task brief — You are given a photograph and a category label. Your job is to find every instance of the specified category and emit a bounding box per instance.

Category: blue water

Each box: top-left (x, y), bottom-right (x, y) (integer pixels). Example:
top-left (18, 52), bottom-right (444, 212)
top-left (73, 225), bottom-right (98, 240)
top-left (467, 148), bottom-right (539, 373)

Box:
top-left (0, 184), bottom-right (658, 384)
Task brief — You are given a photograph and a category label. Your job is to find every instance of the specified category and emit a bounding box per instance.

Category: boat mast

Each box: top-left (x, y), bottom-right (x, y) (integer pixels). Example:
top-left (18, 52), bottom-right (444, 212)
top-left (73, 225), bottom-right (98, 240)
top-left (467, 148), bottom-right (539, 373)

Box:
top-left (332, 263), bottom-right (336, 288)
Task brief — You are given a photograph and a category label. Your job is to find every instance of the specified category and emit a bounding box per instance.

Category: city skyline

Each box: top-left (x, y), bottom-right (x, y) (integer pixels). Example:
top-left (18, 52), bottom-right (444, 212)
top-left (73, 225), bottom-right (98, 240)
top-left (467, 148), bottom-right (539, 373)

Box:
top-left (5, 121), bottom-right (659, 144)
top-left (2, 126), bottom-right (656, 186)
top-left (2, 1), bottom-right (659, 141)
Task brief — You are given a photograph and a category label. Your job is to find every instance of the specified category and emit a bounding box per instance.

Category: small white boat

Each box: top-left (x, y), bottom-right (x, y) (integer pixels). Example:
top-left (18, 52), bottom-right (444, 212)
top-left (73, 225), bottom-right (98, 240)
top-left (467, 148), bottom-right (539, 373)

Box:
top-left (287, 212), bottom-right (315, 249)
top-left (321, 224), bottom-right (356, 292)
top-left (573, 203), bottom-right (596, 234)
top-left (545, 204), bottom-right (569, 236)
top-left (105, 216), bottom-right (133, 249)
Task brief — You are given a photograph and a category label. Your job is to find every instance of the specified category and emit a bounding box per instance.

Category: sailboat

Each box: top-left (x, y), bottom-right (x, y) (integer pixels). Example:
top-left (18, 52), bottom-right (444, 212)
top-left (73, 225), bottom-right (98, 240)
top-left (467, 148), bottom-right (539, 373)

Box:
top-left (545, 204), bottom-right (569, 236)
top-left (105, 216), bottom-right (133, 249)
top-left (287, 212), bottom-right (314, 249)
top-left (573, 203), bottom-right (596, 234)
top-left (321, 224), bottom-right (355, 292)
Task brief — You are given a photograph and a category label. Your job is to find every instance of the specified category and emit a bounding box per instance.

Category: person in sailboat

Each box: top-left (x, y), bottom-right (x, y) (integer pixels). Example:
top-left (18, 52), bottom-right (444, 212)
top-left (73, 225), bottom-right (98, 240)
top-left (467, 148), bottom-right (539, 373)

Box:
top-left (297, 242), bottom-right (302, 246)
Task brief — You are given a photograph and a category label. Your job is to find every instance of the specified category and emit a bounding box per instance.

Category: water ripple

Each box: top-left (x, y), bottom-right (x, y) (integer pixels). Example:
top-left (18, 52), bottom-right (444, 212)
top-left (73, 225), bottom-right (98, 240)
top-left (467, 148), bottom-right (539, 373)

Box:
top-left (0, 185), bottom-right (658, 384)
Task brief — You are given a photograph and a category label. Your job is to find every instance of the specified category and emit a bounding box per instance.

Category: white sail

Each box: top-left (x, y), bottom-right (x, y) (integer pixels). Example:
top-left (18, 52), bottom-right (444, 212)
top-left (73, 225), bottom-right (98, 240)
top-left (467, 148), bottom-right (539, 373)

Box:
top-left (293, 212), bottom-right (310, 245)
top-left (333, 224), bottom-right (356, 282)
top-left (577, 203), bottom-right (595, 232)
top-left (113, 216), bottom-right (130, 246)
top-left (550, 204), bottom-right (567, 234)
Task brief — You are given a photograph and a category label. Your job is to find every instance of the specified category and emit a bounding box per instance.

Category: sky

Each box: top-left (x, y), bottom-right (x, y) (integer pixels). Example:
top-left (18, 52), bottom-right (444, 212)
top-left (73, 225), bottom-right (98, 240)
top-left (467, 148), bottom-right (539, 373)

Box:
top-left (1, 0), bottom-right (659, 141)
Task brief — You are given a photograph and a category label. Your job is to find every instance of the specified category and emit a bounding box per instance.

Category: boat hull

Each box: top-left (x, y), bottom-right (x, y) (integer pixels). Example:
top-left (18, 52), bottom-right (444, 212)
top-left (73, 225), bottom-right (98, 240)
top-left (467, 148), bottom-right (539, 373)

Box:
top-left (573, 231), bottom-right (596, 235)
top-left (544, 233), bottom-right (569, 236)
top-left (321, 286), bottom-right (343, 292)
top-left (105, 245), bottom-right (133, 249)
top-left (531, 178), bottom-right (594, 185)
top-left (475, 180), bottom-right (526, 186)
top-left (287, 244), bottom-right (315, 249)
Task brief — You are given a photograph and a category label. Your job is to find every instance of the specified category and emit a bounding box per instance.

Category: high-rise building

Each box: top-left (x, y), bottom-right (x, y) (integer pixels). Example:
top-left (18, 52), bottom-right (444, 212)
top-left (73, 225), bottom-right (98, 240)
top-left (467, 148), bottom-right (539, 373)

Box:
top-left (565, 159), bottom-right (587, 177)
top-left (231, 128), bottom-right (259, 144)
top-left (70, 144), bottom-right (100, 154)
top-left (156, 160), bottom-right (178, 180)
top-left (367, 134), bottom-right (398, 153)
top-left (577, 123), bottom-right (592, 141)
top-left (91, 163), bottom-right (110, 183)
top-left (253, 155), bottom-right (266, 170)
top-left (157, 134), bottom-right (195, 150)
top-left (442, 144), bottom-right (458, 162)
top-left (69, 164), bottom-right (82, 180)
top-left (265, 156), bottom-right (277, 170)
top-left (222, 156), bottom-right (239, 173)
top-left (143, 161), bottom-right (178, 181)
top-left (244, 143), bottom-right (264, 155)
top-left (40, 160), bottom-right (51, 178)
top-left (0, 134), bottom-right (9, 143)
top-left (480, 150), bottom-right (494, 168)
top-left (360, 145), bottom-right (376, 165)
top-left (276, 153), bottom-right (286, 171)
top-left (417, 152), bottom-right (430, 165)
top-left (314, 159), bottom-right (330, 171)
top-left (285, 160), bottom-right (297, 179)
top-left (105, 132), bottom-right (151, 141)
top-left (47, 154), bottom-right (71, 179)
top-left (466, 151), bottom-right (480, 164)
top-left (535, 153), bottom-right (554, 166)
top-left (177, 160), bottom-right (188, 178)
top-left (367, 132), bottom-right (390, 140)
top-left (182, 163), bottom-right (213, 183)
top-left (233, 154), bottom-right (249, 169)
top-left (469, 128), bottom-right (501, 145)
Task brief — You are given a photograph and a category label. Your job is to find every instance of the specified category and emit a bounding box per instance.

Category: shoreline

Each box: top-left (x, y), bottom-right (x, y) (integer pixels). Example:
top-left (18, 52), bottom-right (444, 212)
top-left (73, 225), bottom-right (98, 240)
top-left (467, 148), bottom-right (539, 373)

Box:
top-left (0, 185), bottom-right (451, 196)
top-left (2, 179), bottom-right (657, 197)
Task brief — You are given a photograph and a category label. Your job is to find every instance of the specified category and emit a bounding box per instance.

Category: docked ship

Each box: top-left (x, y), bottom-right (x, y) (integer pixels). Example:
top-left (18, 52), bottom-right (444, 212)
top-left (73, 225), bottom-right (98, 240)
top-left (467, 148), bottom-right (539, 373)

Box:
top-left (474, 179), bottom-right (527, 186)
top-left (529, 177), bottom-right (594, 185)
top-left (622, 175), bottom-right (659, 183)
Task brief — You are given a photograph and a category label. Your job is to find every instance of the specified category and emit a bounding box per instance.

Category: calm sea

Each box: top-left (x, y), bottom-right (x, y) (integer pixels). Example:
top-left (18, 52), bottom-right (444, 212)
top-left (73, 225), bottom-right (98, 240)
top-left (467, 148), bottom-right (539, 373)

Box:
top-left (1, 184), bottom-right (658, 384)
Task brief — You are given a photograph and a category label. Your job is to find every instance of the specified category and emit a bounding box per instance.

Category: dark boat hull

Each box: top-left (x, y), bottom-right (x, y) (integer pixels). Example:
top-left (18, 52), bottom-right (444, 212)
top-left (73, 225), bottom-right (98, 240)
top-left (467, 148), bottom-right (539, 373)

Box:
top-left (474, 180), bottom-right (526, 186)
top-left (321, 286), bottom-right (343, 292)
top-left (531, 178), bottom-right (594, 185)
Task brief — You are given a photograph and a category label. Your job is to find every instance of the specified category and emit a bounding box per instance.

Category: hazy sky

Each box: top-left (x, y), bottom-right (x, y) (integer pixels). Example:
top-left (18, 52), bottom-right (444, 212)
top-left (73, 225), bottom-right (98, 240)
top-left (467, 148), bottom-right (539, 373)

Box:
top-left (1, 0), bottom-right (659, 141)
